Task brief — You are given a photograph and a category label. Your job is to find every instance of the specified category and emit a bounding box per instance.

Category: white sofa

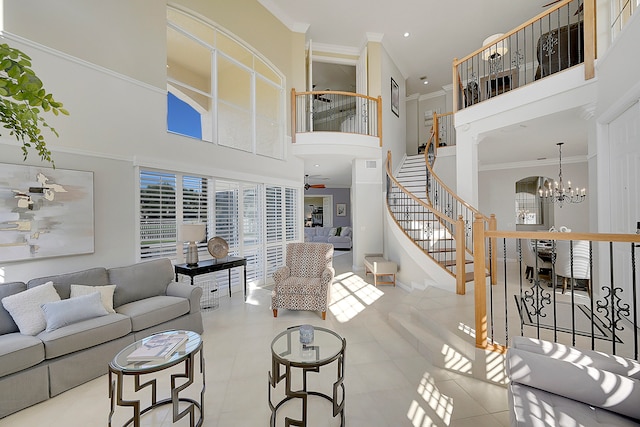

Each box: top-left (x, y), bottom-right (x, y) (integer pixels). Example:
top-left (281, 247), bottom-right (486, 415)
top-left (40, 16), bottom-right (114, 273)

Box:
top-left (506, 336), bottom-right (640, 426)
top-left (303, 226), bottom-right (352, 250)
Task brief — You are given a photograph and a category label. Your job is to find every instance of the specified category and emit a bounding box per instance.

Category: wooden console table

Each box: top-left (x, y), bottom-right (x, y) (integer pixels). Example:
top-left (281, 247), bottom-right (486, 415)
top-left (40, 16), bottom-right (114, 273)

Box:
top-left (175, 257), bottom-right (247, 300)
top-left (480, 68), bottom-right (519, 100)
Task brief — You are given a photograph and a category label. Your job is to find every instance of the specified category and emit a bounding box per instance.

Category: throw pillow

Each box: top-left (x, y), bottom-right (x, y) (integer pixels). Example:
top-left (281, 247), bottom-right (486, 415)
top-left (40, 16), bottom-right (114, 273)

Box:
top-left (340, 226), bottom-right (351, 237)
top-left (335, 226), bottom-right (342, 236)
top-left (70, 284), bottom-right (116, 313)
top-left (1, 281), bottom-right (61, 335)
top-left (329, 227), bottom-right (337, 236)
top-left (41, 292), bottom-right (108, 332)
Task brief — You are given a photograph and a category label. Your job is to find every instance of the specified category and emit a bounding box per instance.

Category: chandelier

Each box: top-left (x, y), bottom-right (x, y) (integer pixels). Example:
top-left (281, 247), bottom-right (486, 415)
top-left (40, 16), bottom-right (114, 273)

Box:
top-left (539, 142), bottom-right (586, 207)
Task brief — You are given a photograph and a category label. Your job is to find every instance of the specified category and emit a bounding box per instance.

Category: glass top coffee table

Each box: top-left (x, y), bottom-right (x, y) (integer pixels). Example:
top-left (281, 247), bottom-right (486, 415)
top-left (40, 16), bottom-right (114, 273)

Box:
top-left (108, 330), bottom-right (205, 427)
top-left (268, 325), bottom-right (346, 426)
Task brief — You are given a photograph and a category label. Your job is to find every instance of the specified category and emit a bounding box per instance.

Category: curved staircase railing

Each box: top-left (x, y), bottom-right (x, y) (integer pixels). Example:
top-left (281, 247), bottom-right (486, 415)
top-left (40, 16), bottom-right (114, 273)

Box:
top-left (385, 113), bottom-right (496, 293)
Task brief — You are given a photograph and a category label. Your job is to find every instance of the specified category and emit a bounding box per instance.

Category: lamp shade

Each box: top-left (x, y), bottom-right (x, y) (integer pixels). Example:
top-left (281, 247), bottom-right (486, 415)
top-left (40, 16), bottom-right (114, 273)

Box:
top-left (180, 223), bottom-right (206, 242)
top-left (482, 33), bottom-right (508, 60)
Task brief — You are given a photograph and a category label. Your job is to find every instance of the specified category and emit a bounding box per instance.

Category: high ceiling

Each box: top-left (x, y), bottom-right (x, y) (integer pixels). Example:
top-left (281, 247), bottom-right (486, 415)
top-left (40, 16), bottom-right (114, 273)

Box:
top-left (258, 0), bottom-right (554, 96)
top-left (256, 0), bottom-right (588, 188)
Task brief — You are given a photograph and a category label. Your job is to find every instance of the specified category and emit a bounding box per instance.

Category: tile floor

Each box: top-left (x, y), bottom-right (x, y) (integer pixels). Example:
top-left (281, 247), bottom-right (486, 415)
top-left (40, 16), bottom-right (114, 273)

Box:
top-left (0, 251), bottom-right (512, 427)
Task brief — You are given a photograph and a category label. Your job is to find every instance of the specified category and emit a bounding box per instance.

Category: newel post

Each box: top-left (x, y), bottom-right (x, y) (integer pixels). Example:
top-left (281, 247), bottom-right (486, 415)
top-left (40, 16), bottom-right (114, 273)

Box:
top-left (455, 215), bottom-right (466, 295)
top-left (473, 213), bottom-right (488, 350)
top-left (377, 95), bottom-right (383, 146)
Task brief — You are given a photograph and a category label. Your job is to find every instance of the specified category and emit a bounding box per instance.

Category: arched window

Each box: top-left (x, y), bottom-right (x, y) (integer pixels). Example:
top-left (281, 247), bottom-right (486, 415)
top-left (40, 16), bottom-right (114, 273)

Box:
top-left (515, 176), bottom-right (554, 229)
top-left (166, 7), bottom-right (285, 159)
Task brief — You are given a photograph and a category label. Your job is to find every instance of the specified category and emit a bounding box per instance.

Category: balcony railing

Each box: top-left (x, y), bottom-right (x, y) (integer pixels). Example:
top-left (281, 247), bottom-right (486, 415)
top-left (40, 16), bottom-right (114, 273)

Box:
top-left (472, 219), bottom-right (640, 360)
top-left (291, 89), bottom-right (382, 145)
top-left (453, 0), bottom-right (595, 111)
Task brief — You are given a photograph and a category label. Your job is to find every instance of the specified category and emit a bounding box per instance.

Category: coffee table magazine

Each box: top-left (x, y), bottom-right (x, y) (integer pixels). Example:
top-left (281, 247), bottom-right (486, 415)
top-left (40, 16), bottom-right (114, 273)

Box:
top-left (126, 332), bottom-right (189, 362)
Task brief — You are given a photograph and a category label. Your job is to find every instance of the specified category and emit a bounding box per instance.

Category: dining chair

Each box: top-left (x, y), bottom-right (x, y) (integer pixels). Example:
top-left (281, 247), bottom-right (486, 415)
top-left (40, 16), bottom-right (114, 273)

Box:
top-left (521, 239), bottom-right (552, 282)
top-left (554, 240), bottom-right (591, 297)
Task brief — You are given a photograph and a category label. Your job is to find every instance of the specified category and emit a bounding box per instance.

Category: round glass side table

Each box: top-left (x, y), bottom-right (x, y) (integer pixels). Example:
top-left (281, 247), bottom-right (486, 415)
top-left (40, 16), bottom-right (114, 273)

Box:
top-left (108, 330), bottom-right (205, 427)
top-left (268, 325), bottom-right (346, 426)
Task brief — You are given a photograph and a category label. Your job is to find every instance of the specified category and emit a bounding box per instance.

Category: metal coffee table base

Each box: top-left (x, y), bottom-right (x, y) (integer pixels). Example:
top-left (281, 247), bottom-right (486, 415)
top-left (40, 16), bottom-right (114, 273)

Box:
top-left (268, 343), bottom-right (345, 426)
top-left (108, 347), bottom-right (205, 427)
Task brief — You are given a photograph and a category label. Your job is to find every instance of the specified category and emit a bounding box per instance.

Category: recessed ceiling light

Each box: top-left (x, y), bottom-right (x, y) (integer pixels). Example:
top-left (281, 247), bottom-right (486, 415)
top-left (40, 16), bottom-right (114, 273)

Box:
top-left (403, 32), bottom-right (410, 38)
top-left (419, 76), bottom-right (429, 85)
top-left (314, 164), bottom-right (319, 167)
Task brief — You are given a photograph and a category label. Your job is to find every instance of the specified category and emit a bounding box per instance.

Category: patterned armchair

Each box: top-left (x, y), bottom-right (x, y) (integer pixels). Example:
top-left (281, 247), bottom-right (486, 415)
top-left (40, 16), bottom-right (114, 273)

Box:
top-left (272, 242), bottom-right (335, 320)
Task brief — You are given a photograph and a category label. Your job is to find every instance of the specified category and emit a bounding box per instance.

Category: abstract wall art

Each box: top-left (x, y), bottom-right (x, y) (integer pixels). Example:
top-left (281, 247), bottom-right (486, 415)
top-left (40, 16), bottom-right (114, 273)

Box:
top-left (0, 163), bottom-right (94, 262)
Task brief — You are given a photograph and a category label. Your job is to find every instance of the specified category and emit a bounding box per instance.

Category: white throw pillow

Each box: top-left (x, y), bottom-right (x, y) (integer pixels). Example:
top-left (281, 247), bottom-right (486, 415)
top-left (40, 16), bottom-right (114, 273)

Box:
top-left (70, 284), bottom-right (116, 313)
top-left (329, 227), bottom-right (337, 236)
top-left (1, 281), bottom-right (60, 335)
top-left (340, 227), bottom-right (351, 237)
top-left (41, 292), bottom-right (108, 332)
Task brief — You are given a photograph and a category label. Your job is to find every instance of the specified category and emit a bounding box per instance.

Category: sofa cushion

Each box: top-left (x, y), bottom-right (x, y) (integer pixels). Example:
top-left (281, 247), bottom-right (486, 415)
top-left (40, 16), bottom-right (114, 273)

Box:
top-left (509, 383), bottom-right (640, 427)
top-left (507, 347), bottom-right (640, 420)
top-left (1, 281), bottom-right (60, 335)
top-left (70, 284), bottom-right (116, 313)
top-left (511, 336), bottom-right (640, 380)
top-left (109, 258), bottom-right (174, 307)
top-left (37, 313), bottom-right (131, 359)
top-left (0, 333), bottom-right (45, 377)
top-left (41, 292), bottom-right (108, 332)
top-left (116, 296), bottom-right (189, 332)
top-left (27, 267), bottom-right (110, 299)
top-left (0, 282), bottom-right (27, 335)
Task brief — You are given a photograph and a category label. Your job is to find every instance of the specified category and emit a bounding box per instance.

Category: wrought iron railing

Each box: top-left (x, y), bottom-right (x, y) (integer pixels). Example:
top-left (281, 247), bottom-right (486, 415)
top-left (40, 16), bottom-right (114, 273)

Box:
top-left (291, 89), bottom-right (382, 145)
top-left (472, 219), bottom-right (640, 360)
top-left (423, 117), bottom-right (497, 289)
top-left (453, 0), bottom-right (595, 111)
top-left (386, 151), bottom-right (475, 293)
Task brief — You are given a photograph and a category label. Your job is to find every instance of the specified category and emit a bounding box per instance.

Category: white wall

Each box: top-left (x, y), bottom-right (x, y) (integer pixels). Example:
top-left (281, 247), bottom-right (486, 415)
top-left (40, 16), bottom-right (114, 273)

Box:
top-left (0, 0), bottom-right (303, 282)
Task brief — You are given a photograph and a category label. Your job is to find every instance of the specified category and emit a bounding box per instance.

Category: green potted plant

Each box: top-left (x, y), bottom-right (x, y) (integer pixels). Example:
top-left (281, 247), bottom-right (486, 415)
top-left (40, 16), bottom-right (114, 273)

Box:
top-left (0, 43), bottom-right (68, 166)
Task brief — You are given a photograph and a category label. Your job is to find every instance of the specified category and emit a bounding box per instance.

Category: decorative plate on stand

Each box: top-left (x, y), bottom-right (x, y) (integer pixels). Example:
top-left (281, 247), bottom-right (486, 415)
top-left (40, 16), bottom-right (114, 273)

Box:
top-left (207, 237), bottom-right (229, 259)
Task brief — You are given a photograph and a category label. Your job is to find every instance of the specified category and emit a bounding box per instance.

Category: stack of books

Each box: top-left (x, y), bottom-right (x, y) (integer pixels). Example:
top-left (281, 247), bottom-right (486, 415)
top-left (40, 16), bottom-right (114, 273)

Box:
top-left (127, 332), bottom-right (189, 362)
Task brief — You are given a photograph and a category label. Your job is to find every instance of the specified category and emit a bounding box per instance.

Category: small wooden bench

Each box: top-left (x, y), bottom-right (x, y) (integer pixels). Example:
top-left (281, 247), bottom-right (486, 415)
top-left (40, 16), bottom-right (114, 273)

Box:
top-left (364, 254), bottom-right (397, 286)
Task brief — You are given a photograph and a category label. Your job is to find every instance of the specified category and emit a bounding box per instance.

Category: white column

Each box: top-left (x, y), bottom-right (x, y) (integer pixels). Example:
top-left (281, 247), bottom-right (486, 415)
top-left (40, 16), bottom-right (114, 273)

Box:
top-left (455, 125), bottom-right (479, 208)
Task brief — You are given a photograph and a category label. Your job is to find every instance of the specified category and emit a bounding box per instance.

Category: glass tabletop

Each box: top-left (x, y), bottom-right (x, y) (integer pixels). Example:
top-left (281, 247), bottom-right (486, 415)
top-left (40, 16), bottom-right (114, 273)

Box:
top-left (111, 330), bottom-right (201, 373)
top-left (271, 326), bottom-right (344, 365)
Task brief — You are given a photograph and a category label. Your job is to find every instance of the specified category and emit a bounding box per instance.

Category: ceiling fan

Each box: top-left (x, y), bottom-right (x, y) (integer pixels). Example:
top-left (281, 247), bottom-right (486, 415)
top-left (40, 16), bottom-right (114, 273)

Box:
top-left (312, 85), bottom-right (332, 103)
top-left (304, 174), bottom-right (326, 190)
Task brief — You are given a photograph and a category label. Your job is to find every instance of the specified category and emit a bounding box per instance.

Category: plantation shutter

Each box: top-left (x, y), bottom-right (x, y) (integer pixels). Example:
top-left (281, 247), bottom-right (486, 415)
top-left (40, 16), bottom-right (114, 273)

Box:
top-left (243, 184), bottom-right (263, 285)
top-left (183, 175), bottom-right (210, 252)
top-left (215, 181), bottom-right (240, 252)
top-left (285, 187), bottom-right (298, 242)
top-left (265, 186), bottom-right (284, 277)
top-left (139, 170), bottom-right (177, 259)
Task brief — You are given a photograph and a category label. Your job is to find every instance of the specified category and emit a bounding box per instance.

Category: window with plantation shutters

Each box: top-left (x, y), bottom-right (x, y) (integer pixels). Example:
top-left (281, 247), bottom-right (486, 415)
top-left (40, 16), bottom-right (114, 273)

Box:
top-left (139, 169), bottom-right (301, 287)
top-left (214, 181), bottom-right (240, 252)
top-left (140, 171), bottom-right (178, 259)
top-left (265, 186), bottom-right (283, 243)
top-left (285, 187), bottom-right (298, 242)
top-left (183, 175), bottom-right (210, 251)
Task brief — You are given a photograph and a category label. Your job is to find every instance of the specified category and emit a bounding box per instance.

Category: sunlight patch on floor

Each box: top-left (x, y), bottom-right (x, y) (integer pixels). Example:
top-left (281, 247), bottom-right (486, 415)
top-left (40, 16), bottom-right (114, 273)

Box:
top-left (441, 343), bottom-right (472, 374)
top-left (329, 272), bottom-right (384, 322)
top-left (407, 372), bottom-right (453, 426)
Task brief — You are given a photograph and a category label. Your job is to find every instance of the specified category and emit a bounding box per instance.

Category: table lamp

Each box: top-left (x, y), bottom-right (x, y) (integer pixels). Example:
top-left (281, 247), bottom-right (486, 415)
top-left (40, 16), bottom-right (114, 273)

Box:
top-left (181, 223), bottom-right (206, 266)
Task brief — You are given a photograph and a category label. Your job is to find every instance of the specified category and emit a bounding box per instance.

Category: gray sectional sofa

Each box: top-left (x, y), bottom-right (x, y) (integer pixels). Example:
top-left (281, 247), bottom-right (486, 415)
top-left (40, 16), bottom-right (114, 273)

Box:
top-left (0, 258), bottom-right (203, 419)
top-left (304, 226), bottom-right (352, 249)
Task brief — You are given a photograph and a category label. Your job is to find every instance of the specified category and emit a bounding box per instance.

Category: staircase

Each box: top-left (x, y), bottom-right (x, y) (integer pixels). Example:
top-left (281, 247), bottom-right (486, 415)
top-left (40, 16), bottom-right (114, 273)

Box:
top-left (389, 153), bottom-right (473, 282)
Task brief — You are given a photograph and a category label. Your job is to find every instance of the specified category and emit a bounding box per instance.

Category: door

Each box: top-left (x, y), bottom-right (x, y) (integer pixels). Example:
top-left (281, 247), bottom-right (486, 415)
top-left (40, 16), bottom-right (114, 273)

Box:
top-left (608, 101), bottom-right (640, 314)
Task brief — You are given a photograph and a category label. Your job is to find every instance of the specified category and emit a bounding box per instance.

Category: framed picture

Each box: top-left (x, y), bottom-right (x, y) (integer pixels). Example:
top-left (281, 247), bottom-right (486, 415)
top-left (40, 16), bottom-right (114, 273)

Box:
top-left (336, 203), bottom-right (346, 217)
top-left (391, 77), bottom-right (399, 117)
top-left (0, 163), bottom-right (94, 262)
